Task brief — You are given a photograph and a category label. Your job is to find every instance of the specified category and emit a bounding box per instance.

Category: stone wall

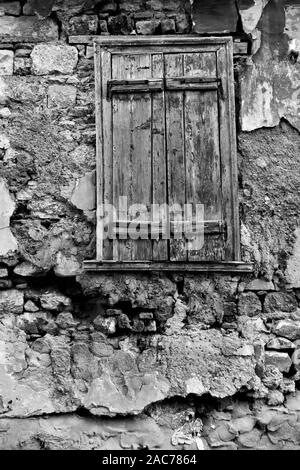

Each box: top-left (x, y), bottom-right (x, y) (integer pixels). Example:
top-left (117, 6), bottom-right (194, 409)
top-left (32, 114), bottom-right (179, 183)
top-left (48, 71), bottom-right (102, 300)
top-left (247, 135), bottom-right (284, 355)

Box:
top-left (0, 0), bottom-right (300, 450)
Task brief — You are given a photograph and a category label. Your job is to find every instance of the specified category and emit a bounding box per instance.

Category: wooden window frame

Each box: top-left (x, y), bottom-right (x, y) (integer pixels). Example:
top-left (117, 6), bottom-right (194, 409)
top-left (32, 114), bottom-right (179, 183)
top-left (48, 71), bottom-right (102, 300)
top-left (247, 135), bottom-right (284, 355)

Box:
top-left (84, 36), bottom-right (252, 273)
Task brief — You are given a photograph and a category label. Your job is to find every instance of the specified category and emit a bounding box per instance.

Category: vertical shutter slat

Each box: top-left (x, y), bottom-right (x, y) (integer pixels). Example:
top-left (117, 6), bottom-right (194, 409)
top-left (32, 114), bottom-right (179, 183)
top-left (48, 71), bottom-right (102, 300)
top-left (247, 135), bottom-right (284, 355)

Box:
top-left (101, 49), bottom-right (115, 260)
top-left (217, 44), bottom-right (239, 260)
top-left (152, 53), bottom-right (168, 261)
top-left (165, 53), bottom-right (187, 261)
top-left (112, 54), bottom-right (152, 261)
top-left (184, 52), bottom-right (224, 261)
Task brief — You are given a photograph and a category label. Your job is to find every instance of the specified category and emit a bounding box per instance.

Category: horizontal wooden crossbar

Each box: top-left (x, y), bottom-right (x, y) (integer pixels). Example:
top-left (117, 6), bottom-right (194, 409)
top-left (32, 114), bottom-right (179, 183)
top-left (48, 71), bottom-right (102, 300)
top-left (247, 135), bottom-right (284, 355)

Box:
top-left (69, 35), bottom-right (250, 55)
top-left (107, 77), bottom-right (222, 98)
top-left (104, 219), bottom-right (225, 238)
top-left (83, 260), bottom-right (254, 273)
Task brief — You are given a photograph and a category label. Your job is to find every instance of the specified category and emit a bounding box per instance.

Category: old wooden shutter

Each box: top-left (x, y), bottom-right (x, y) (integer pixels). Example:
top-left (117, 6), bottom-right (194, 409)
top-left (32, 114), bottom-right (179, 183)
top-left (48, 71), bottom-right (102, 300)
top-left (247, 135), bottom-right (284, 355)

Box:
top-left (94, 37), bottom-right (240, 266)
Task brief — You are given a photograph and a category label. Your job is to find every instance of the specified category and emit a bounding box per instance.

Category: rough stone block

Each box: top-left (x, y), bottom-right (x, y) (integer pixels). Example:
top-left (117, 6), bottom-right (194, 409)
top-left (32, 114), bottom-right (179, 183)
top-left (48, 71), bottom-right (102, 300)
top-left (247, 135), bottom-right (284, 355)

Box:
top-left (146, 0), bottom-right (181, 11)
top-left (264, 292), bottom-right (298, 313)
top-left (70, 170), bottom-right (96, 211)
top-left (292, 348), bottom-right (300, 371)
top-left (238, 292), bottom-right (262, 317)
top-left (0, 107), bottom-right (11, 118)
top-left (47, 84), bottom-right (77, 108)
top-left (0, 268), bottom-right (8, 278)
top-left (24, 300), bottom-right (39, 313)
top-left (175, 13), bottom-right (190, 33)
top-left (108, 14), bottom-right (134, 34)
top-left (261, 365), bottom-right (283, 390)
top-left (0, 289), bottom-right (24, 314)
top-left (99, 1), bottom-right (117, 13)
top-left (0, 178), bottom-right (18, 256)
top-left (40, 290), bottom-right (72, 311)
top-left (274, 319), bottom-right (300, 341)
top-left (136, 19), bottom-right (159, 35)
top-left (0, 1), bottom-right (22, 16)
top-left (266, 337), bottom-right (295, 350)
top-left (93, 315), bottom-right (117, 335)
top-left (99, 19), bottom-right (108, 33)
top-left (54, 252), bottom-right (81, 277)
top-left (23, 0), bottom-right (54, 16)
top-left (0, 16), bottom-right (58, 42)
top-left (0, 50), bottom-right (13, 75)
top-left (119, 0), bottom-right (144, 12)
top-left (68, 14), bottom-right (98, 35)
top-left (13, 56), bottom-right (32, 75)
top-left (14, 262), bottom-right (46, 277)
top-left (117, 313), bottom-right (131, 330)
top-left (31, 44), bottom-right (78, 75)
top-left (161, 18), bottom-right (176, 34)
top-left (245, 278), bottom-right (275, 291)
top-left (265, 351), bottom-right (292, 373)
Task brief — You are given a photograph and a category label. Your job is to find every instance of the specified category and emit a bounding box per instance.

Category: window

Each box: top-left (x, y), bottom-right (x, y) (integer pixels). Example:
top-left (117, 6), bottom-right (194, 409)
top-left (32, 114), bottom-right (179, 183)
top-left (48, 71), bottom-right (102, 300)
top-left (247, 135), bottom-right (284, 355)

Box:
top-left (85, 37), bottom-right (251, 273)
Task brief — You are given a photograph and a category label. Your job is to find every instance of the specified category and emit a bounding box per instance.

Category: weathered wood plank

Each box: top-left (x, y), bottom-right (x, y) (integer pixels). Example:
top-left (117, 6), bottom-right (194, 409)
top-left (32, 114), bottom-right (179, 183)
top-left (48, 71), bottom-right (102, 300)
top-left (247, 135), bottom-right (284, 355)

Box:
top-left (112, 53), bottom-right (132, 261)
top-left (106, 220), bottom-right (224, 238)
top-left (184, 52), bottom-right (224, 261)
top-left (94, 44), bottom-right (104, 261)
top-left (83, 260), bottom-right (254, 273)
top-left (151, 53), bottom-right (168, 260)
top-left (129, 54), bottom-right (152, 260)
top-left (217, 42), bottom-right (240, 260)
top-left (165, 53), bottom-right (187, 261)
top-left (112, 53), bottom-right (152, 261)
top-left (100, 48), bottom-right (115, 260)
top-left (69, 35), bottom-right (248, 56)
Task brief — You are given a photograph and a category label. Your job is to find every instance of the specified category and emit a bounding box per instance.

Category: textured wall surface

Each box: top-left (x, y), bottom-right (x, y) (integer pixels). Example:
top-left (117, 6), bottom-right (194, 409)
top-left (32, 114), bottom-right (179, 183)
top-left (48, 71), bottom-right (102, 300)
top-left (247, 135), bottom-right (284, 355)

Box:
top-left (0, 0), bottom-right (300, 450)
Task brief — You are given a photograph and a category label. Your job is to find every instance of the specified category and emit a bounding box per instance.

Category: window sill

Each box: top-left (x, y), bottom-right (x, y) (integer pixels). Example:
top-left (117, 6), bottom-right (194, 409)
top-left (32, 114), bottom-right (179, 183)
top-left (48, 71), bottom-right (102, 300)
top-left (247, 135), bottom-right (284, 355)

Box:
top-left (83, 260), bottom-right (253, 273)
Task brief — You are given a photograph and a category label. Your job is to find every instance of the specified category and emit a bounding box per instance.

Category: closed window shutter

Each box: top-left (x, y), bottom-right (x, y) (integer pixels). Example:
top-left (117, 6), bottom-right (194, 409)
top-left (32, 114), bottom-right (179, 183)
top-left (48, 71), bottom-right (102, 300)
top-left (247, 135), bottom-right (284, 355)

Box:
top-left (95, 38), bottom-right (239, 264)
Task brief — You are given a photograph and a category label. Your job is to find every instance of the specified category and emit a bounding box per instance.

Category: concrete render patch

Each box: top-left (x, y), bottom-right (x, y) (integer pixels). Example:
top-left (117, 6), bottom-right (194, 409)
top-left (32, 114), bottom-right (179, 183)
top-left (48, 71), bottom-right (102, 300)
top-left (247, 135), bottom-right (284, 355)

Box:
top-left (240, 58), bottom-right (300, 131)
top-left (0, 317), bottom-right (256, 418)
